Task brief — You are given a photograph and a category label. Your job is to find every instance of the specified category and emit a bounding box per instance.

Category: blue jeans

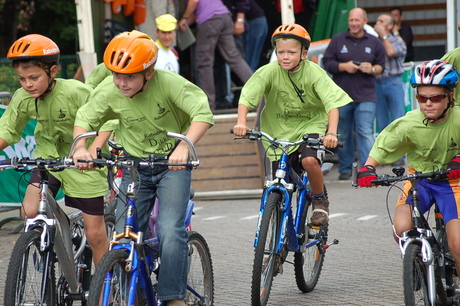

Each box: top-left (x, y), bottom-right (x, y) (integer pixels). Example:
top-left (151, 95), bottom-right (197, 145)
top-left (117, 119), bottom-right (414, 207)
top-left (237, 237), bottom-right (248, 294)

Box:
top-left (376, 75), bottom-right (405, 132)
top-left (116, 165), bottom-right (191, 301)
top-left (244, 16), bottom-right (268, 71)
top-left (338, 102), bottom-right (376, 173)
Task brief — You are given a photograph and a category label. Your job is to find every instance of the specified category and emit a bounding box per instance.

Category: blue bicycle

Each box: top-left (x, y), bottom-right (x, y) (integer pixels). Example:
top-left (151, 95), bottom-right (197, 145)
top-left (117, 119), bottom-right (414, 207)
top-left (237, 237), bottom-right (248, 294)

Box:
top-left (233, 130), bottom-right (339, 306)
top-left (86, 132), bottom-right (214, 306)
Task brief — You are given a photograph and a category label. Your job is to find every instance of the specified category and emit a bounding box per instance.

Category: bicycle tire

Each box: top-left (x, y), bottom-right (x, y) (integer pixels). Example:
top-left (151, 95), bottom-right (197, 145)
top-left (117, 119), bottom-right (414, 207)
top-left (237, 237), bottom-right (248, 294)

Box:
top-left (251, 192), bottom-right (282, 306)
top-left (403, 244), bottom-right (430, 305)
top-left (87, 248), bottom-right (133, 306)
top-left (294, 196), bottom-right (326, 293)
top-left (4, 230), bottom-right (56, 306)
top-left (186, 231), bottom-right (214, 306)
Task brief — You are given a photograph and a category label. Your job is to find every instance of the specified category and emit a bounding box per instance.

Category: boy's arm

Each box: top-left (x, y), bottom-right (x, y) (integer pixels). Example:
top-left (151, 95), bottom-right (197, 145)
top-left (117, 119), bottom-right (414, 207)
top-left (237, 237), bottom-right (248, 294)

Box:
top-left (233, 104), bottom-right (250, 136)
top-left (0, 138), bottom-right (9, 152)
top-left (323, 108), bottom-right (339, 148)
top-left (72, 125), bottom-right (92, 169)
top-left (169, 121), bottom-right (211, 171)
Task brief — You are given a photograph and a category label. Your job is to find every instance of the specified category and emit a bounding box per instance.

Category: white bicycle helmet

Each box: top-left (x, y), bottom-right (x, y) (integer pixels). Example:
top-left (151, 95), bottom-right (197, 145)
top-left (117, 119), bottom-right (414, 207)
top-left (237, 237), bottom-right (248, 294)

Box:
top-left (410, 60), bottom-right (458, 89)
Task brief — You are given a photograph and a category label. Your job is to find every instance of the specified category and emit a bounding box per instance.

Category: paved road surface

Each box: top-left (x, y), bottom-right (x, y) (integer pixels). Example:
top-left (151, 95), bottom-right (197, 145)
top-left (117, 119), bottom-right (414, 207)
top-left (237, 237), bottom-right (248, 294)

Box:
top-left (0, 165), bottom-right (407, 305)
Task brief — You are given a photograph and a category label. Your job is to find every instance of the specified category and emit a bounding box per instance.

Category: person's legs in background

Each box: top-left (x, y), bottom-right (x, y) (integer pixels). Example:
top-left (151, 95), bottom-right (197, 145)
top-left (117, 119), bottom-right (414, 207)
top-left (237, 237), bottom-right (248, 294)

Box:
top-left (244, 16), bottom-right (268, 72)
top-left (354, 101), bottom-right (377, 168)
top-left (337, 103), bottom-right (356, 180)
top-left (375, 79), bottom-right (390, 132)
top-left (195, 16), bottom-right (222, 110)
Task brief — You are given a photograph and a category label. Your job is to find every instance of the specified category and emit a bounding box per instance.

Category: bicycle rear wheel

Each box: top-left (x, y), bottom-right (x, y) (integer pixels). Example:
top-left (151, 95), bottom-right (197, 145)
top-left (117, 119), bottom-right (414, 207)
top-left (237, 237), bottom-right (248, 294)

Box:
top-left (186, 231), bottom-right (214, 305)
top-left (403, 244), bottom-right (430, 305)
top-left (4, 230), bottom-right (56, 305)
top-left (251, 192), bottom-right (282, 306)
top-left (87, 248), bottom-right (135, 306)
top-left (294, 198), bottom-right (326, 293)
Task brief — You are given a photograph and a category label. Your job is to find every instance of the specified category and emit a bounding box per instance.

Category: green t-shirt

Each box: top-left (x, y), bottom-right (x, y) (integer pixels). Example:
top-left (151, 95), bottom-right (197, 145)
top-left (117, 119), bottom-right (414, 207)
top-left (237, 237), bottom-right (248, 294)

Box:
top-left (441, 48), bottom-right (460, 105)
top-left (0, 78), bottom-right (116, 198)
top-left (75, 70), bottom-right (214, 157)
top-left (85, 63), bottom-right (112, 89)
top-left (369, 108), bottom-right (460, 172)
top-left (239, 60), bottom-right (353, 161)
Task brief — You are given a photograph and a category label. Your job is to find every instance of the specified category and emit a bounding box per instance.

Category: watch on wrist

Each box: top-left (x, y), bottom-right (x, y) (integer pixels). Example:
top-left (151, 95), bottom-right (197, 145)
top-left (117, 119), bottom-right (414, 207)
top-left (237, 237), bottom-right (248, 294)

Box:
top-left (372, 66), bottom-right (377, 74)
top-left (236, 18), bottom-right (245, 23)
top-left (382, 35), bottom-right (388, 40)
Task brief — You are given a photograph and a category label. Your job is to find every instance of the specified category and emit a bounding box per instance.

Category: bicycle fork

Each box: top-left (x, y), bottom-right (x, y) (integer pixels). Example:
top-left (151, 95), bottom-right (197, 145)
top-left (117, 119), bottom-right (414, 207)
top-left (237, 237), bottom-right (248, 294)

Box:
top-left (401, 237), bottom-right (436, 304)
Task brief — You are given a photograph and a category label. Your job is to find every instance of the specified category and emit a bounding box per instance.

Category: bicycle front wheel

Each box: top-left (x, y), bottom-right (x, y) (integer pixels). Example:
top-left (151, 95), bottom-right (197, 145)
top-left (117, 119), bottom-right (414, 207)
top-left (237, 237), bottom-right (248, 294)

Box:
top-left (4, 230), bottom-right (56, 306)
top-left (403, 244), bottom-right (430, 305)
top-left (294, 197), bottom-right (326, 293)
top-left (87, 248), bottom-right (135, 306)
top-left (251, 192), bottom-right (282, 306)
top-left (186, 231), bottom-right (214, 305)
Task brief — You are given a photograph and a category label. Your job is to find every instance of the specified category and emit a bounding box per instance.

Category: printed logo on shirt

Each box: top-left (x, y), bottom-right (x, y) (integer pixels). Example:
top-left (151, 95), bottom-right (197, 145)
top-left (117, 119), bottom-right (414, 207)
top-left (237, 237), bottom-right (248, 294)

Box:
top-left (58, 109), bottom-right (66, 119)
top-left (340, 45), bottom-right (348, 53)
top-left (365, 47), bottom-right (372, 54)
top-left (449, 138), bottom-right (457, 148)
top-left (53, 109), bottom-right (70, 123)
top-left (158, 103), bottom-right (165, 115)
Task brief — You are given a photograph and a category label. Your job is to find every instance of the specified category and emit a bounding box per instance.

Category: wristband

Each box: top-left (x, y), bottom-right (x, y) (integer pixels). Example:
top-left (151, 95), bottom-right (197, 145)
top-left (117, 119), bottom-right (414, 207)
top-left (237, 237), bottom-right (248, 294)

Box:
top-left (182, 16), bottom-right (189, 20)
top-left (326, 132), bottom-right (340, 137)
top-left (236, 18), bottom-right (245, 23)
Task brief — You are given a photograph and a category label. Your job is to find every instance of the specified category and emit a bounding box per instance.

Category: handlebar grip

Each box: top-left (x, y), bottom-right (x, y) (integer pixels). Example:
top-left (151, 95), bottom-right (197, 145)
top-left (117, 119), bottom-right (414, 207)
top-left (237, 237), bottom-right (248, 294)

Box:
top-left (229, 128), bottom-right (234, 134)
top-left (337, 142), bottom-right (344, 148)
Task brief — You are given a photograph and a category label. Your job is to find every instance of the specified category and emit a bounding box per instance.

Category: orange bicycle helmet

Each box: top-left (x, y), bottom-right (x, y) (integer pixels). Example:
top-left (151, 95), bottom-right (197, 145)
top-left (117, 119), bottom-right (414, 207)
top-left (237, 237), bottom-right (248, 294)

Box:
top-left (104, 30), bottom-right (158, 74)
top-left (272, 24), bottom-right (311, 49)
top-left (7, 34), bottom-right (60, 64)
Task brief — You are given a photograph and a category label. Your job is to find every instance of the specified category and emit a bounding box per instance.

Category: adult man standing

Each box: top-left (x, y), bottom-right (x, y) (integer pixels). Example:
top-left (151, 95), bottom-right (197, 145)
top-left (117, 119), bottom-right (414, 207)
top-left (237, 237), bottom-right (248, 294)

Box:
top-left (390, 7), bottom-right (414, 62)
top-left (373, 13), bottom-right (407, 132)
top-left (323, 7), bottom-right (385, 180)
top-left (178, 0), bottom-right (253, 110)
top-left (155, 14), bottom-right (180, 74)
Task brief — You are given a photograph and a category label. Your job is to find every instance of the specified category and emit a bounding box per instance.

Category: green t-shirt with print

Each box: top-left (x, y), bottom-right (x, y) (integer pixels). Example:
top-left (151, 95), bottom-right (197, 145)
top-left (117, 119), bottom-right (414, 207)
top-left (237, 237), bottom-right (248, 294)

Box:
top-left (239, 60), bottom-right (353, 161)
top-left (441, 48), bottom-right (460, 105)
top-left (369, 108), bottom-right (460, 172)
top-left (0, 78), bottom-right (117, 198)
top-left (75, 70), bottom-right (214, 158)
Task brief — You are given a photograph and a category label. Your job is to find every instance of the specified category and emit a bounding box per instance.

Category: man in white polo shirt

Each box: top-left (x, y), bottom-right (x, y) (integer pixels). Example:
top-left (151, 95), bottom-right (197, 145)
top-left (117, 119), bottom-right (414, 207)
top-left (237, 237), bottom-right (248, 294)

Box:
top-left (155, 14), bottom-right (180, 74)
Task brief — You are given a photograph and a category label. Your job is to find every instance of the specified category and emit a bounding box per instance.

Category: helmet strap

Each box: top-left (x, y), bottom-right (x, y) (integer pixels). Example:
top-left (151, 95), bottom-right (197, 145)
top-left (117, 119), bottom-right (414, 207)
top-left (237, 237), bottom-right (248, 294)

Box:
top-left (38, 79), bottom-right (54, 100)
top-left (129, 76), bottom-right (149, 99)
top-left (422, 103), bottom-right (450, 126)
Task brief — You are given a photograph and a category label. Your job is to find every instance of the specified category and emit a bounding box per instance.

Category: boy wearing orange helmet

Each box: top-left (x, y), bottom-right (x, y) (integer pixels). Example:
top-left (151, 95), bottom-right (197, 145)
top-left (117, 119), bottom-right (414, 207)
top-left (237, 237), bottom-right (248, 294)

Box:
top-left (72, 30), bottom-right (213, 306)
top-left (233, 24), bottom-right (352, 225)
top-left (0, 34), bottom-right (116, 270)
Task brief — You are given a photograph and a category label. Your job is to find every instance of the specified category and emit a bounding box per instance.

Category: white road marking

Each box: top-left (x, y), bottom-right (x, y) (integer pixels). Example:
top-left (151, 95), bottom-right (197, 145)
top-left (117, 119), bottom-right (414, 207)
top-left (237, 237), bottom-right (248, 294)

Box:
top-left (202, 216), bottom-right (226, 221)
top-left (329, 213), bottom-right (348, 218)
top-left (357, 215), bottom-right (378, 221)
top-left (240, 215), bottom-right (259, 220)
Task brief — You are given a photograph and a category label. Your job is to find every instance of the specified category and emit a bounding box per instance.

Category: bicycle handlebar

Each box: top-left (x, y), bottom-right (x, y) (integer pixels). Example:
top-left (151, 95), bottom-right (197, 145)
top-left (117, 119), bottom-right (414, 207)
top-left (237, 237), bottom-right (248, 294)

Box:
top-left (0, 131), bottom-right (99, 172)
top-left (0, 156), bottom-right (76, 171)
top-left (79, 132), bottom-right (200, 169)
top-left (230, 129), bottom-right (343, 149)
top-left (370, 169), bottom-right (450, 186)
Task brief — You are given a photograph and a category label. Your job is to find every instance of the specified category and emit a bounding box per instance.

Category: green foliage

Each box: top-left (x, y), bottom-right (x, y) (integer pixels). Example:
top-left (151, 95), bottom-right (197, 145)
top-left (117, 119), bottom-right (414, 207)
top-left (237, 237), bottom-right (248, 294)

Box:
top-left (28, 0), bottom-right (79, 55)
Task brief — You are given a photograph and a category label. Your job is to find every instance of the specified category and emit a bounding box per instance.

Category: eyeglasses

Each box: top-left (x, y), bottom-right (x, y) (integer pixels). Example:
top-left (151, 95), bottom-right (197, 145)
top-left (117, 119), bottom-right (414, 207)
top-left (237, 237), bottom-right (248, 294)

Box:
top-left (416, 94), bottom-right (447, 103)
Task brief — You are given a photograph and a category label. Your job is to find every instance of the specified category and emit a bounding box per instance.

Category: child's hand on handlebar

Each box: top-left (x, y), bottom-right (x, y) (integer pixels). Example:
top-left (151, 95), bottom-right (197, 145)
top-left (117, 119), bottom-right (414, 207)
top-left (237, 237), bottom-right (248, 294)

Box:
top-left (322, 133), bottom-right (339, 148)
top-left (233, 124), bottom-right (250, 137)
top-left (72, 147), bottom-right (94, 171)
top-left (357, 165), bottom-right (378, 187)
top-left (447, 155), bottom-right (460, 179)
top-left (169, 143), bottom-right (189, 171)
